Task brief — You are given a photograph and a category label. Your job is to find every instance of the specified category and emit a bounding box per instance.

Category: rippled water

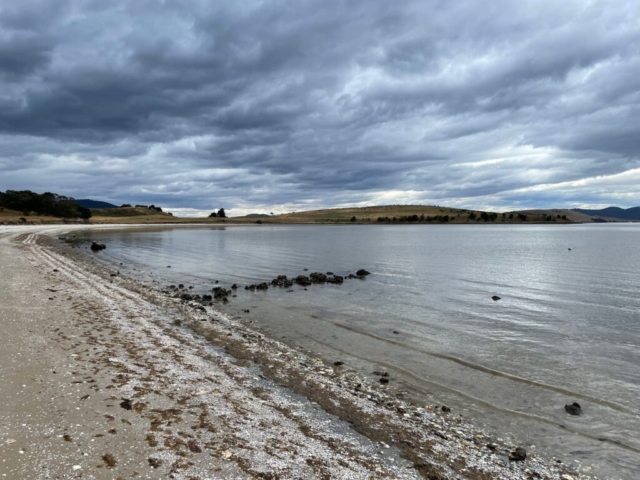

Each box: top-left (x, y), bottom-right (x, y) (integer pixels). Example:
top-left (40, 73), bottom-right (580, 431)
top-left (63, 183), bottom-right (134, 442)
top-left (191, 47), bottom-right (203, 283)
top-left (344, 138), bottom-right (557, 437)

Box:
top-left (73, 223), bottom-right (640, 479)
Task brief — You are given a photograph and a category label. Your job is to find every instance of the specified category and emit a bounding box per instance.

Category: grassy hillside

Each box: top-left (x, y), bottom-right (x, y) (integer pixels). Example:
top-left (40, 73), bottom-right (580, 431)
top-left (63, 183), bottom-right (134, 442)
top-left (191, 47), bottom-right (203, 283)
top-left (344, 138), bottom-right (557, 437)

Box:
top-left (1, 203), bottom-right (607, 225)
top-left (234, 205), bottom-right (575, 224)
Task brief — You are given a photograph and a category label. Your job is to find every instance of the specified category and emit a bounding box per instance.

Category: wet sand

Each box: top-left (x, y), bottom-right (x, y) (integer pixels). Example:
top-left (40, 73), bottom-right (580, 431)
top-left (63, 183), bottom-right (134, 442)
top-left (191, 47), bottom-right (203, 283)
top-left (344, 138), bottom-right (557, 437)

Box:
top-left (0, 225), bottom-right (588, 479)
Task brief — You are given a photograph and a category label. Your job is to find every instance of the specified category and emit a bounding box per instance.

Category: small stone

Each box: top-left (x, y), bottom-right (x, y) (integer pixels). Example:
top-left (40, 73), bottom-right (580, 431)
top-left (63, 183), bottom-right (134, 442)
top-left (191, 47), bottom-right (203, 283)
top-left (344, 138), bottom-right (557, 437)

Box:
top-left (223, 450), bottom-right (232, 459)
top-left (565, 402), bottom-right (582, 416)
top-left (509, 446), bottom-right (527, 461)
top-left (441, 405), bottom-right (451, 413)
top-left (72, 465), bottom-right (81, 471)
top-left (492, 295), bottom-right (501, 301)
top-left (5, 439), bottom-right (16, 445)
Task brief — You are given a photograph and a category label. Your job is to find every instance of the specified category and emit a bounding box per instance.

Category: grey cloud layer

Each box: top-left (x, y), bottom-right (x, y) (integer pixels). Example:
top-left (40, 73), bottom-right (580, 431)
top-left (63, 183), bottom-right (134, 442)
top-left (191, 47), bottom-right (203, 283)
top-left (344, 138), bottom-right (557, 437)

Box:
top-left (1, 0), bottom-right (639, 214)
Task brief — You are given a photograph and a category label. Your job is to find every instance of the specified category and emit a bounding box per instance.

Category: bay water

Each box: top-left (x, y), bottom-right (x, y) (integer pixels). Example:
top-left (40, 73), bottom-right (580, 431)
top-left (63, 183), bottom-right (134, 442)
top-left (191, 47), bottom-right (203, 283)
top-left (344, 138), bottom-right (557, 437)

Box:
top-left (72, 223), bottom-right (640, 479)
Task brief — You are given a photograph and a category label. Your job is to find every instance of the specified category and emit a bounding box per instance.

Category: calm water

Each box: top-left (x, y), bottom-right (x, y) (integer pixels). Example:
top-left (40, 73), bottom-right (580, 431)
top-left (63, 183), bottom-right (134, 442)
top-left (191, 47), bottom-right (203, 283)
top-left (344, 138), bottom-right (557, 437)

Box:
top-left (73, 224), bottom-right (640, 479)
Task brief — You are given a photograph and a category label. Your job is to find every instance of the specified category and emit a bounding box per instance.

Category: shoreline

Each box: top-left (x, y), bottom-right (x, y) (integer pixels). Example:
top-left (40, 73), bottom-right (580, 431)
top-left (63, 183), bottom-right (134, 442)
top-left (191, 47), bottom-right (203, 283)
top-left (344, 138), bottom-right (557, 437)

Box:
top-left (0, 225), bottom-right (589, 479)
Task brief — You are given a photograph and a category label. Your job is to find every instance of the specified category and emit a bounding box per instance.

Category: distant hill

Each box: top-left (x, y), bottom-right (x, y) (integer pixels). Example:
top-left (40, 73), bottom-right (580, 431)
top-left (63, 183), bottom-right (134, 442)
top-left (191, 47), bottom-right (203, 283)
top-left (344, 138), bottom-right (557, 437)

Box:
top-left (573, 207), bottom-right (640, 221)
top-left (245, 214), bottom-right (271, 218)
top-left (75, 199), bottom-right (118, 209)
top-left (234, 205), bottom-right (573, 224)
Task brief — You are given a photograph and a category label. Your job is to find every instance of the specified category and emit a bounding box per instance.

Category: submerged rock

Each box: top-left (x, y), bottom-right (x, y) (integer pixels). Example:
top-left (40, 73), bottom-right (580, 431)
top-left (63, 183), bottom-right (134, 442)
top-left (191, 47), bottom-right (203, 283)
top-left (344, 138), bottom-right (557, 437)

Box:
top-left (327, 275), bottom-right (344, 284)
top-left (90, 241), bottom-right (106, 251)
top-left (492, 295), bottom-right (501, 301)
top-left (295, 275), bottom-right (312, 287)
top-left (565, 402), bottom-right (582, 416)
top-left (356, 269), bottom-right (371, 276)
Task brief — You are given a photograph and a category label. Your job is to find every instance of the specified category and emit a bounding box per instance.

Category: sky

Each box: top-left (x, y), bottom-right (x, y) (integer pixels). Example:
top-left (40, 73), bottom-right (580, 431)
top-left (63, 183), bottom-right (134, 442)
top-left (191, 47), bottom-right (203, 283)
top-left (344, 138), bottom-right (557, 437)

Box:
top-left (1, 1), bottom-right (639, 217)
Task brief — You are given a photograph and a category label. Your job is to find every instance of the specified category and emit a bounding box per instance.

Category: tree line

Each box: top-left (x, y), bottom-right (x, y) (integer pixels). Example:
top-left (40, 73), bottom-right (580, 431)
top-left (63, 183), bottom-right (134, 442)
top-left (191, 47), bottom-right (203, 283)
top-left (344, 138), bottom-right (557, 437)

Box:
top-left (0, 190), bottom-right (92, 219)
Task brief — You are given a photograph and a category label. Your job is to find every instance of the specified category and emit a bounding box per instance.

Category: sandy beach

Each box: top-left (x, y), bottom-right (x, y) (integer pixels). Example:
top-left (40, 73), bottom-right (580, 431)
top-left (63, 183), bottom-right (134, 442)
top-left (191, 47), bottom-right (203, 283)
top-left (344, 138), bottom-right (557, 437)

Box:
top-left (0, 225), bottom-right (589, 479)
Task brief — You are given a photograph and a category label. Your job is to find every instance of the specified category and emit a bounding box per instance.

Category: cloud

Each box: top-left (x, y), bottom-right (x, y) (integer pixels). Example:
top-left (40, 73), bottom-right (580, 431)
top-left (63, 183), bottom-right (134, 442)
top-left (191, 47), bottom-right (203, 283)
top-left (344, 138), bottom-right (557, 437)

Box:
top-left (0, 0), bottom-right (639, 215)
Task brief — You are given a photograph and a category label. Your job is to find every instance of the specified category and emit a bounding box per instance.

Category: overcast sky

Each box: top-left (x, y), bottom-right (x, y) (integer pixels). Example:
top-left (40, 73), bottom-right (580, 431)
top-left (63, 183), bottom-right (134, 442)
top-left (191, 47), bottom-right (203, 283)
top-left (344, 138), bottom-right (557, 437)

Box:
top-left (1, 1), bottom-right (639, 216)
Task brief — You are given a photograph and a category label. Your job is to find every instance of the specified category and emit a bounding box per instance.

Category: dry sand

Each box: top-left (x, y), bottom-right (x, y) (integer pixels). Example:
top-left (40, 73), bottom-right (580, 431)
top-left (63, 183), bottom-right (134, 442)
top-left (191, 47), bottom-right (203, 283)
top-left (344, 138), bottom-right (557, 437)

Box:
top-left (0, 225), bottom-right (589, 479)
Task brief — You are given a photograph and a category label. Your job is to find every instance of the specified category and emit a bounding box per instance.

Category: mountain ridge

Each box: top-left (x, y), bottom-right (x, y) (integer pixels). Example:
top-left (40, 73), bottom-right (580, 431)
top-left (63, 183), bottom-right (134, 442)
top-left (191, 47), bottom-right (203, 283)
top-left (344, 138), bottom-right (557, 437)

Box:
top-left (573, 207), bottom-right (640, 221)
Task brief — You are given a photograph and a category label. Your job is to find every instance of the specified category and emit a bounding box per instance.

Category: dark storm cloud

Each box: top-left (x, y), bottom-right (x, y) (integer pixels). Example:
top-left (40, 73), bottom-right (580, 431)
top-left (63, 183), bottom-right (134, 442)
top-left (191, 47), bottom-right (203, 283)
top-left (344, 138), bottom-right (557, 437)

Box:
top-left (1, 0), bottom-right (639, 215)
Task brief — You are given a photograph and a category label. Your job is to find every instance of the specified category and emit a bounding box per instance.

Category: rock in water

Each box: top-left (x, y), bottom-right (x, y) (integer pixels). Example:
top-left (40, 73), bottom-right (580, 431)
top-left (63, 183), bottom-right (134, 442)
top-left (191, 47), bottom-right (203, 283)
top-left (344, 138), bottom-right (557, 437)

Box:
top-left (509, 447), bottom-right (527, 461)
top-left (90, 241), bottom-right (106, 251)
top-left (492, 295), bottom-right (501, 301)
top-left (565, 402), bottom-right (582, 416)
top-left (356, 269), bottom-right (371, 276)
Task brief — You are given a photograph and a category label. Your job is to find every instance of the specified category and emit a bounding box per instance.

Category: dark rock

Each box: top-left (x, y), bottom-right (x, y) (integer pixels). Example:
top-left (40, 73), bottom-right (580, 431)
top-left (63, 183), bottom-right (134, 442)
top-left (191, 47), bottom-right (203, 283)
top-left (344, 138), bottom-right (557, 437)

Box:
top-left (393, 330), bottom-right (400, 334)
top-left (441, 405), bottom-right (451, 413)
top-left (310, 272), bottom-right (327, 283)
top-left (256, 282), bottom-right (269, 290)
top-left (90, 241), bottom-right (106, 251)
top-left (326, 275), bottom-right (344, 284)
top-left (295, 275), bottom-right (312, 287)
top-left (326, 272), bottom-right (334, 275)
top-left (181, 293), bottom-right (193, 301)
top-left (303, 268), bottom-right (309, 271)
top-left (565, 402), bottom-right (582, 416)
top-left (243, 309), bottom-right (250, 313)
top-left (271, 275), bottom-right (293, 288)
top-left (178, 284), bottom-right (184, 289)
top-left (119, 398), bottom-right (133, 410)
top-left (231, 284), bottom-right (238, 289)
top-left (379, 377), bottom-right (389, 384)
top-left (148, 458), bottom-right (163, 468)
top-left (202, 294), bottom-right (213, 301)
top-left (356, 269), bottom-right (371, 276)
top-left (509, 447), bottom-right (527, 462)
top-left (492, 295), bottom-right (501, 301)
top-left (333, 361), bottom-right (344, 366)
top-left (347, 274), bottom-right (357, 279)
top-left (187, 440), bottom-right (202, 453)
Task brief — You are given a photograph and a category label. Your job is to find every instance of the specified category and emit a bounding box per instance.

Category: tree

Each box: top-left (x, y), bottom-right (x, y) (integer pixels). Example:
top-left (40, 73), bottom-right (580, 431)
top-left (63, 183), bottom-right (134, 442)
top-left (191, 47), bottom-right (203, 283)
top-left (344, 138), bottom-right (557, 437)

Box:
top-left (350, 216), bottom-right (356, 222)
top-left (77, 206), bottom-right (92, 220)
top-left (217, 208), bottom-right (226, 218)
top-left (208, 211), bottom-right (217, 218)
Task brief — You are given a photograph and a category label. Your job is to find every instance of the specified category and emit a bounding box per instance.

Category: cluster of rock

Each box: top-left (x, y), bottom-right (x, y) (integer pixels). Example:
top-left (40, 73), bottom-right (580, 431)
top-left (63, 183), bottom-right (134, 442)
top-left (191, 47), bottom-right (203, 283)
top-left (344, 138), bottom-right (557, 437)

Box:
top-left (168, 268), bottom-right (372, 306)
top-left (168, 284), bottom-right (236, 305)
top-left (243, 269), bottom-right (371, 292)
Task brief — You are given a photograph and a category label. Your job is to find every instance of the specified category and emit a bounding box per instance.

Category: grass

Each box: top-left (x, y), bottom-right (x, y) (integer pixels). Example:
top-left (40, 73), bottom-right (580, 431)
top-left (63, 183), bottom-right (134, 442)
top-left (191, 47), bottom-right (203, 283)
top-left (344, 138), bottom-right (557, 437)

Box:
top-left (0, 204), bottom-right (579, 225)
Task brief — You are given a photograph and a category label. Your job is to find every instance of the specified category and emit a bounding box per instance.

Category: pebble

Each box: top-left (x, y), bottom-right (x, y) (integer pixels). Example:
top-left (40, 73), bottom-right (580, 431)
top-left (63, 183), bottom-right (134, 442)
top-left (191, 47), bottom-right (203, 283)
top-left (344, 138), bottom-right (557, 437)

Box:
top-left (72, 465), bottom-right (81, 471)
